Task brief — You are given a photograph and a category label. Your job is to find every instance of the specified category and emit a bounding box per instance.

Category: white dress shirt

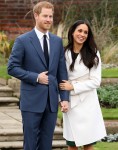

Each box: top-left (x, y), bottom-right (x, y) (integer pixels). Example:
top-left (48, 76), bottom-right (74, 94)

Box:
top-left (34, 27), bottom-right (50, 82)
top-left (34, 27), bottom-right (50, 54)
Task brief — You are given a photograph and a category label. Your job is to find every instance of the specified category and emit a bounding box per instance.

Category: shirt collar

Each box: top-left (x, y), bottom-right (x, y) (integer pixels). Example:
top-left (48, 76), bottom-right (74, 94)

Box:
top-left (34, 27), bottom-right (49, 40)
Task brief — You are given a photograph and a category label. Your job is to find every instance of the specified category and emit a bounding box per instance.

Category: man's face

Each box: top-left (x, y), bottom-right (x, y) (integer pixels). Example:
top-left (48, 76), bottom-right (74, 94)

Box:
top-left (34, 7), bottom-right (53, 33)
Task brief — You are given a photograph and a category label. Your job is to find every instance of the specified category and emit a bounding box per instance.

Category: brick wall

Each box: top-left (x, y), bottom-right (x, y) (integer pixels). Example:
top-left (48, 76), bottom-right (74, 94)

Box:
top-left (0, 0), bottom-right (100, 39)
top-left (0, 0), bottom-right (35, 39)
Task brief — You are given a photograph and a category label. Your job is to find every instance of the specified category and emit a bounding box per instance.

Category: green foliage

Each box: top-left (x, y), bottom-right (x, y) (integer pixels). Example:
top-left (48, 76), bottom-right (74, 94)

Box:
top-left (97, 84), bottom-right (118, 108)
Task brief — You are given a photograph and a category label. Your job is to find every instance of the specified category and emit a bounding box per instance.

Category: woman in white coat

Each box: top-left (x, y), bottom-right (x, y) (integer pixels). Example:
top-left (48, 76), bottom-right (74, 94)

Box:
top-left (59, 20), bottom-right (106, 150)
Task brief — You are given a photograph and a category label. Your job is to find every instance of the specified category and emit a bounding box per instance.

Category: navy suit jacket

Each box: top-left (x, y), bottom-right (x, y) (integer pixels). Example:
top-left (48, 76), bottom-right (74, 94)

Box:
top-left (8, 29), bottom-right (69, 113)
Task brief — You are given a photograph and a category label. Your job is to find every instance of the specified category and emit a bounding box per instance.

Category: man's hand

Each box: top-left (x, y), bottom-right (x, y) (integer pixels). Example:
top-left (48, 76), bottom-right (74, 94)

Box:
top-left (60, 101), bottom-right (69, 113)
top-left (37, 71), bottom-right (49, 85)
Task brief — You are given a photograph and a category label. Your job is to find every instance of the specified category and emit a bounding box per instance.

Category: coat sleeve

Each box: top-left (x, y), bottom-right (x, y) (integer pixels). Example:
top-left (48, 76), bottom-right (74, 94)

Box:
top-left (7, 37), bottom-right (38, 85)
top-left (71, 51), bottom-right (101, 95)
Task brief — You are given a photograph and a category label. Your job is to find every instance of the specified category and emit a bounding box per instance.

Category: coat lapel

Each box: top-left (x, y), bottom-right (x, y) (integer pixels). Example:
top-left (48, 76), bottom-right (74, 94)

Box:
top-left (29, 30), bottom-right (47, 67)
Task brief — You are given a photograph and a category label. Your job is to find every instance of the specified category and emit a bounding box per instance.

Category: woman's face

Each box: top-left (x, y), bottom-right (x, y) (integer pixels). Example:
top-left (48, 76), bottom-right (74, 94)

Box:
top-left (72, 24), bottom-right (88, 45)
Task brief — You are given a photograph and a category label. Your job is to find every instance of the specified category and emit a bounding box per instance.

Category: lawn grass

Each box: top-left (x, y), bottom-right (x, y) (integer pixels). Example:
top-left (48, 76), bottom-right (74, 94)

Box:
top-left (0, 65), bottom-right (11, 79)
top-left (102, 107), bottom-right (118, 120)
top-left (94, 142), bottom-right (118, 150)
top-left (102, 68), bottom-right (118, 78)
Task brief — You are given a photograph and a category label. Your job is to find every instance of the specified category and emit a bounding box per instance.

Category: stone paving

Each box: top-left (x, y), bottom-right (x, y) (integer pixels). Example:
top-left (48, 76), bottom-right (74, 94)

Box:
top-left (0, 107), bottom-right (22, 130)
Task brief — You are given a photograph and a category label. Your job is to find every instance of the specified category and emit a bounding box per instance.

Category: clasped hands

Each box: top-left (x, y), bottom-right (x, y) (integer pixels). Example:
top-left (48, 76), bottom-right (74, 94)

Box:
top-left (60, 101), bottom-right (69, 113)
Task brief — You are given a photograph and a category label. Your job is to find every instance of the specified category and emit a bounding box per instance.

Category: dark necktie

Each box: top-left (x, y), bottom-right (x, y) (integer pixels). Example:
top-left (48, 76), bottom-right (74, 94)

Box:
top-left (43, 34), bottom-right (49, 67)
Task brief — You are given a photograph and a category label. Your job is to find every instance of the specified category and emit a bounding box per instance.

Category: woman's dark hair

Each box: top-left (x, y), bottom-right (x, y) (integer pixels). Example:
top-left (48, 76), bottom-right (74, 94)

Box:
top-left (65, 20), bottom-right (99, 71)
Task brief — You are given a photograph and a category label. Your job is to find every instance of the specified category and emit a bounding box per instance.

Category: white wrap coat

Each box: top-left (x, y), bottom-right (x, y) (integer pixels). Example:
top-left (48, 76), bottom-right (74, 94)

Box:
top-left (63, 50), bottom-right (106, 146)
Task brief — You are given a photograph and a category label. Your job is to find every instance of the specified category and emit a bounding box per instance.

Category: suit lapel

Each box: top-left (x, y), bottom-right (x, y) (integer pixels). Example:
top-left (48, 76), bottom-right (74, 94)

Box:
top-left (29, 30), bottom-right (47, 67)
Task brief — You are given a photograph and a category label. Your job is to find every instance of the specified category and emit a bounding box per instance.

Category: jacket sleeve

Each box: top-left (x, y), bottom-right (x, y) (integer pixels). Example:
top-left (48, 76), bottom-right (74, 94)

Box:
top-left (7, 37), bottom-right (38, 85)
top-left (57, 39), bottom-right (69, 101)
top-left (71, 51), bottom-right (101, 95)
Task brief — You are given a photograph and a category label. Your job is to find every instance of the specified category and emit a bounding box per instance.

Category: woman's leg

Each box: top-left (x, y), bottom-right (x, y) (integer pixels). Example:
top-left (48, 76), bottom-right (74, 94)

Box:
top-left (83, 144), bottom-right (94, 150)
top-left (68, 146), bottom-right (78, 150)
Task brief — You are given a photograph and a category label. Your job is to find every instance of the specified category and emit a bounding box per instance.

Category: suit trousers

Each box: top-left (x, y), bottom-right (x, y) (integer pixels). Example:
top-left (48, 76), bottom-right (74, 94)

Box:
top-left (21, 99), bottom-right (57, 150)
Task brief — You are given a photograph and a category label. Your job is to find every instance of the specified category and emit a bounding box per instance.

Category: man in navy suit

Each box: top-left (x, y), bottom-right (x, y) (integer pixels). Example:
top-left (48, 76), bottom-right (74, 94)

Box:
top-left (8, 1), bottom-right (69, 150)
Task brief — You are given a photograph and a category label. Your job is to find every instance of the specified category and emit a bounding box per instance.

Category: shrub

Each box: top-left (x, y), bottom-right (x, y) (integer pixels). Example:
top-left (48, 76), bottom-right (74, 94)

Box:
top-left (97, 84), bottom-right (118, 108)
top-left (0, 32), bottom-right (14, 59)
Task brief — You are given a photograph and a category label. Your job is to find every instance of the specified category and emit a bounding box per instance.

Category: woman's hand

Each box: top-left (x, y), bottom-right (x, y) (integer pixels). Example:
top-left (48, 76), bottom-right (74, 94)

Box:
top-left (59, 80), bottom-right (74, 91)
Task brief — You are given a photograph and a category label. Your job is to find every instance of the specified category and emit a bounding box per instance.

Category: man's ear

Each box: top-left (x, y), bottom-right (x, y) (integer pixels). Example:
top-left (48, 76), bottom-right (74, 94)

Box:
top-left (34, 13), bottom-right (39, 20)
